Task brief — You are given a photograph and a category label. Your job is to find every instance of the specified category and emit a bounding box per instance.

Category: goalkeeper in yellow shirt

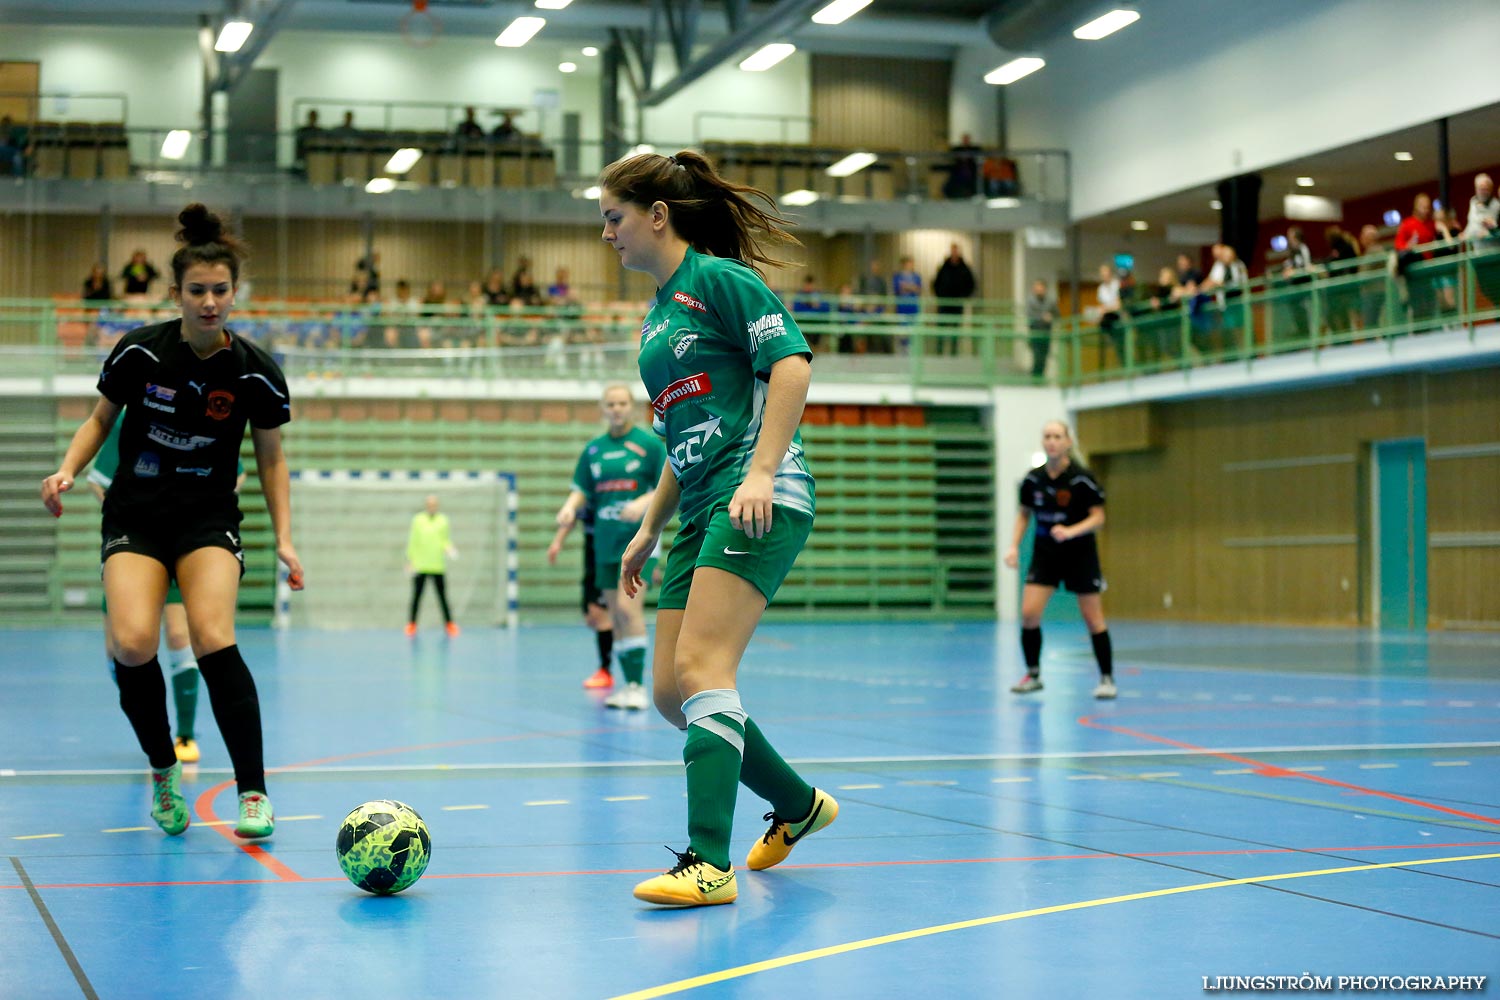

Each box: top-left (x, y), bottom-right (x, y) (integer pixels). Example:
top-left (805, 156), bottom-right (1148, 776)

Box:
top-left (406, 494), bottom-right (459, 637)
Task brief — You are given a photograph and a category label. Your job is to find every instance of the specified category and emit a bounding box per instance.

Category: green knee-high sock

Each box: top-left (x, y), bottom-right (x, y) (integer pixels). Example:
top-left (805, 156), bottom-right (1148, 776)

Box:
top-left (167, 646), bottom-right (200, 741)
top-left (740, 718), bottom-right (814, 820)
top-left (683, 716), bottom-right (743, 872)
top-left (617, 635), bottom-right (647, 687)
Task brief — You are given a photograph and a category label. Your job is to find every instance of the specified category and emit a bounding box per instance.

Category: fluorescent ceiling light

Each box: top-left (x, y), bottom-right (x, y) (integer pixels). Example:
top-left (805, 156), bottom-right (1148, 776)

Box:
top-left (811, 0), bottom-right (873, 25)
top-left (739, 43), bottom-right (796, 72)
top-left (581, 46), bottom-right (600, 57)
top-left (1296, 176), bottom-right (1315, 187)
top-left (160, 130), bottom-right (191, 160)
top-left (1130, 220), bottom-right (1148, 231)
top-left (826, 151), bottom-right (876, 177)
top-left (780, 189), bottom-right (819, 206)
top-left (559, 61), bottom-right (577, 73)
top-left (628, 144), bottom-right (656, 157)
top-left (384, 147), bottom-right (422, 174)
top-left (534, 0), bottom-right (572, 7)
top-left (496, 16), bottom-right (546, 47)
top-left (1210, 199), bottom-right (1222, 210)
top-left (984, 57), bottom-right (1044, 85)
top-left (214, 20), bottom-right (253, 53)
top-left (581, 185), bottom-right (602, 199)
top-left (986, 197), bottom-right (1020, 209)
top-left (1393, 151), bottom-right (1413, 162)
top-left (1073, 9), bottom-right (1139, 40)
top-left (366, 177), bottom-right (396, 194)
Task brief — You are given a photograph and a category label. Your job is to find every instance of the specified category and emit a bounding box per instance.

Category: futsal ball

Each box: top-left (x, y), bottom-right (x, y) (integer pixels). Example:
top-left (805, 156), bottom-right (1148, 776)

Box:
top-left (336, 800), bottom-right (432, 895)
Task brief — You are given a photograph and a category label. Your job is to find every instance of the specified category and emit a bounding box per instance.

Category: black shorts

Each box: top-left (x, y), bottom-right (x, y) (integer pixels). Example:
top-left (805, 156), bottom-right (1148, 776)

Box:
top-left (101, 505), bottom-right (245, 581)
top-left (580, 538), bottom-right (605, 614)
top-left (1025, 538), bottom-right (1103, 595)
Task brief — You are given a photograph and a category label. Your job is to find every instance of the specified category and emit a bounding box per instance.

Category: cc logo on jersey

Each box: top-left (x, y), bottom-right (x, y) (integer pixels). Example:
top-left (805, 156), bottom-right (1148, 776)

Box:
top-left (206, 389), bottom-right (235, 420)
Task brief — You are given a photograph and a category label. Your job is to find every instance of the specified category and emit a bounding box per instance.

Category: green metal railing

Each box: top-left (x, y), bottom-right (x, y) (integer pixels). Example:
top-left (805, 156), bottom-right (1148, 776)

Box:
top-left (1054, 240), bottom-right (1500, 386)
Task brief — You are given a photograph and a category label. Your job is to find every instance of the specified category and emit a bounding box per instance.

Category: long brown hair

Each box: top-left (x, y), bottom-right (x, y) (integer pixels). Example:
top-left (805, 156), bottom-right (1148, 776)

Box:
top-left (170, 203), bottom-right (249, 285)
top-left (598, 149), bottom-right (799, 278)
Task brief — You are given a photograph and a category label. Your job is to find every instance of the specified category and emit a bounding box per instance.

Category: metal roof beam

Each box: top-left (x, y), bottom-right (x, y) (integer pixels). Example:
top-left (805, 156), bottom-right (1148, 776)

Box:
top-left (637, 0), bottom-right (822, 108)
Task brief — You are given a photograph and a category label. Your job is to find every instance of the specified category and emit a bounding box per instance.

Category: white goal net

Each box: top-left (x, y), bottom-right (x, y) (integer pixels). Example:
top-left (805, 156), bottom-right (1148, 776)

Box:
top-left (279, 470), bottom-right (517, 630)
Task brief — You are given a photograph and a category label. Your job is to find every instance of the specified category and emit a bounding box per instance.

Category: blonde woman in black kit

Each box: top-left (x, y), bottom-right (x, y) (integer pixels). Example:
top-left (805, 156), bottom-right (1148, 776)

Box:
top-left (1003, 420), bottom-right (1117, 699)
top-left (42, 203), bottom-right (304, 839)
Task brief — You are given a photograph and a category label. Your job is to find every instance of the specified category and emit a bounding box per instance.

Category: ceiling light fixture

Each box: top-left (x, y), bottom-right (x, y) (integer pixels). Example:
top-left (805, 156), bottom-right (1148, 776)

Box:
top-left (214, 20), bottom-right (254, 53)
top-left (581, 185), bottom-right (602, 199)
top-left (1393, 151), bottom-right (1414, 162)
top-left (366, 177), bottom-right (396, 194)
top-left (559, 61), bottom-right (577, 73)
top-left (1073, 9), bottom-right (1139, 40)
top-left (496, 16), bottom-right (546, 47)
top-left (780, 189), bottom-right (819, 206)
top-left (160, 130), bottom-right (192, 160)
top-left (825, 151), bottom-right (876, 177)
top-left (385, 148), bottom-right (422, 174)
top-left (984, 57), bottom-right (1045, 85)
top-left (811, 0), bottom-right (874, 25)
top-left (739, 43), bottom-right (796, 72)
top-left (581, 46), bottom-right (599, 57)
top-left (534, 0), bottom-right (572, 9)
top-left (1296, 176), bottom-right (1315, 187)
top-left (1130, 220), bottom-right (1148, 231)
top-left (1210, 199), bottom-right (1222, 210)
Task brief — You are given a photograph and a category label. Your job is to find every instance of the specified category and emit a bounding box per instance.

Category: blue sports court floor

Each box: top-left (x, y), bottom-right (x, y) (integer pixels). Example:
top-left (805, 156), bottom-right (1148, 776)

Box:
top-left (3, 621), bottom-right (1498, 999)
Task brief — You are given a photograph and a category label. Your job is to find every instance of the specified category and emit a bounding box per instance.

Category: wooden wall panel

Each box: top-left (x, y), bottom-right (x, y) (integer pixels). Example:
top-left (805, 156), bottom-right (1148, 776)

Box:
top-left (1089, 367), bottom-right (1500, 627)
top-left (810, 55), bottom-right (949, 151)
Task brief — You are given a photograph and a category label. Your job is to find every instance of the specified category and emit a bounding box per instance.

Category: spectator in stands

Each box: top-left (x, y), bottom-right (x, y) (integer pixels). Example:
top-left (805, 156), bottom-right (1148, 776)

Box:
top-left (789, 275), bottom-right (830, 352)
top-left (1026, 279), bottom-right (1057, 378)
top-left (1275, 226), bottom-right (1314, 343)
top-left (482, 267), bottom-right (508, 307)
top-left (893, 255), bottom-right (922, 321)
top-left (1431, 207), bottom-right (1464, 315)
top-left (1395, 194), bottom-right (1438, 322)
top-left (331, 111), bottom-right (358, 142)
top-left (418, 281), bottom-right (450, 349)
top-left (385, 279), bottom-right (420, 348)
top-left (854, 258), bottom-right (887, 354)
top-left (1095, 263), bottom-right (1124, 364)
top-left (933, 243), bottom-right (976, 355)
top-left (510, 257), bottom-right (542, 306)
top-left (1141, 266), bottom-right (1185, 361)
top-left (1322, 224), bottom-right (1362, 335)
top-left (1358, 224), bottom-right (1390, 330)
top-left (457, 107), bottom-right (485, 141)
top-left (1199, 243), bottom-right (1248, 356)
top-left (294, 109), bottom-right (321, 171)
top-left (120, 250), bottom-right (161, 302)
top-left (83, 263), bottom-right (114, 302)
top-left (943, 133), bottom-right (982, 199)
top-left (492, 111), bottom-right (520, 142)
top-left (982, 153), bottom-right (1019, 198)
top-left (1463, 173), bottom-right (1500, 310)
top-left (0, 114), bottom-right (32, 176)
top-left (548, 267), bottom-right (575, 304)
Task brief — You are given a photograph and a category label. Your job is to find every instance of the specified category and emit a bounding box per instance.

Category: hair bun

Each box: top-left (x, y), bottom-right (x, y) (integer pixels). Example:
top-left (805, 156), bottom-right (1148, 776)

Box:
top-left (176, 202), bottom-right (225, 246)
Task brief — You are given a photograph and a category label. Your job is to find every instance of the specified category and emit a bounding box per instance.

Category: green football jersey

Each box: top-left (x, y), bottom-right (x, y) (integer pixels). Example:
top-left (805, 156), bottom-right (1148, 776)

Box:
top-left (571, 424), bottom-right (667, 558)
top-left (638, 248), bottom-right (815, 527)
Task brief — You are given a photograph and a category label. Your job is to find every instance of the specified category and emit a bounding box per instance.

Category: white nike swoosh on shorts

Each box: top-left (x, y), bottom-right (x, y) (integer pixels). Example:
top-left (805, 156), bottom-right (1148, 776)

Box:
top-left (722, 547), bottom-right (750, 556)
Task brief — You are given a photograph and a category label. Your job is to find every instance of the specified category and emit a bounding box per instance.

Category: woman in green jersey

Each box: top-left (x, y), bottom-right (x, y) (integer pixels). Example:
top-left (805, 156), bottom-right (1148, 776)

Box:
top-left (553, 384), bottom-right (666, 710)
top-left (601, 150), bottom-right (838, 907)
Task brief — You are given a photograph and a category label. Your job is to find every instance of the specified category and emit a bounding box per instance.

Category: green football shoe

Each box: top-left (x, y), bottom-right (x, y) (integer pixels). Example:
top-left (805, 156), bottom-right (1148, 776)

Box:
top-left (149, 762), bottom-right (190, 836)
top-left (236, 791), bottom-right (275, 839)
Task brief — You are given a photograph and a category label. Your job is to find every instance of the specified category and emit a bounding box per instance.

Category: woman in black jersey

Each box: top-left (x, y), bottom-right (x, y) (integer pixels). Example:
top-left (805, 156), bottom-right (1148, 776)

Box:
top-left (41, 204), bottom-right (304, 839)
top-left (1002, 420), bottom-right (1117, 699)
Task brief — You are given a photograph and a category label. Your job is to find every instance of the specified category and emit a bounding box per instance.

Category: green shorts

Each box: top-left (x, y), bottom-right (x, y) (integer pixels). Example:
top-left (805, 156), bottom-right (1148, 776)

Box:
top-left (101, 579), bottom-right (182, 614)
top-left (657, 503), bottom-right (813, 611)
top-left (596, 555), bottom-right (657, 593)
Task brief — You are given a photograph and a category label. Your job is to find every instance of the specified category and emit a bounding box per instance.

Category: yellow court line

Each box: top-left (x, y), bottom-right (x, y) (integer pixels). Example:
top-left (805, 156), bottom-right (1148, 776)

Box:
top-left (604, 795), bottom-right (650, 802)
top-left (441, 804), bottom-right (491, 811)
top-left (276, 815), bottom-right (324, 822)
top-left (609, 852), bottom-right (1500, 1000)
top-left (102, 826), bottom-right (152, 833)
top-left (12, 833), bottom-right (64, 840)
top-left (524, 800), bottom-right (570, 807)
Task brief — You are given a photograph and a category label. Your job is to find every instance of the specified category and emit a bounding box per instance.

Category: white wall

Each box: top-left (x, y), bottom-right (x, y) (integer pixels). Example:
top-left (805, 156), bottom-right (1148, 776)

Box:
top-left (1005, 0), bottom-right (1500, 221)
top-left (992, 384), bottom-right (1068, 621)
top-left (631, 47), bottom-right (812, 148)
top-left (2, 26), bottom-right (201, 128)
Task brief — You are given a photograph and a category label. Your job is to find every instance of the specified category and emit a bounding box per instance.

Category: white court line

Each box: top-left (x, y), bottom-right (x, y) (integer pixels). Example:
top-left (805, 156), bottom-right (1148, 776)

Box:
top-left (837, 784), bottom-right (883, 790)
top-left (1067, 775), bottom-right (1108, 781)
top-left (604, 795), bottom-right (650, 801)
top-left (990, 777), bottom-right (1033, 784)
top-left (524, 800), bottom-right (570, 807)
top-left (1432, 761), bottom-right (1471, 767)
top-left (1135, 772), bottom-right (1181, 779)
top-left (441, 804), bottom-right (490, 811)
top-left (1358, 763), bottom-right (1398, 769)
top-left (1214, 769), bottom-right (1255, 775)
top-left (102, 826), bottom-right (151, 833)
top-left (4, 743), bottom-right (1498, 778)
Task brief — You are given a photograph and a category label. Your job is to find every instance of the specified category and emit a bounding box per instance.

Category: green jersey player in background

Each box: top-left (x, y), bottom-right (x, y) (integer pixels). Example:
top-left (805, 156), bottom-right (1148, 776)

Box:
top-left (554, 384), bottom-right (667, 709)
top-left (599, 149), bottom-right (838, 908)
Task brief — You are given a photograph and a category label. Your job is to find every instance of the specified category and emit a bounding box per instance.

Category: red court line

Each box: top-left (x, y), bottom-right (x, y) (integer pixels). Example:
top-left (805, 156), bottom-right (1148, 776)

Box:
top-left (10, 839), bottom-right (1498, 891)
top-left (1078, 711), bottom-right (1500, 827)
top-left (192, 781), bottom-right (306, 882)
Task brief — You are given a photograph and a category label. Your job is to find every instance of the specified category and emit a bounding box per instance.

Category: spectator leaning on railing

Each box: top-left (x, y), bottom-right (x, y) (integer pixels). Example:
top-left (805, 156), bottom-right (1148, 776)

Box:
top-left (1462, 173), bottom-right (1500, 311)
top-left (1395, 193), bottom-right (1438, 321)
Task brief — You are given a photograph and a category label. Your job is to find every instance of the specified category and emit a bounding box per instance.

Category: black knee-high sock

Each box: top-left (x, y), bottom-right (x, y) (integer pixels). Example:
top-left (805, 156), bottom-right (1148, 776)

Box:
top-left (1090, 629), bottom-right (1113, 677)
top-left (432, 574), bottom-right (453, 623)
top-left (115, 657), bottom-right (177, 769)
top-left (197, 645), bottom-right (266, 795)
top-left (596, 627), bottom-right (614, 670)
top-left (408, 574), bottom-right (427, 623)
top-left (1021, 627), bottom-right (1042, 673)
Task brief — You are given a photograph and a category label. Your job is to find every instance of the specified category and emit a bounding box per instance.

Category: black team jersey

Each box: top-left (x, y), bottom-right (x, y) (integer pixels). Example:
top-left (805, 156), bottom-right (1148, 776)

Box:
top-left (96, 319), bottom-right (290, 518)
top-left (1019, 461), bottom-right (1105, 553)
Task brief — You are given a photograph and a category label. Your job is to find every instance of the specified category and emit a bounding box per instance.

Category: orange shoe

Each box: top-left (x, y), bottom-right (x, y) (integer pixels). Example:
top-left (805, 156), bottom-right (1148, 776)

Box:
top-left (404, 622), bottom-right (417, 637)
top-left (583, 667), bottom-right (614, 689)
top-left (445, 622), bottom-right (461, 638)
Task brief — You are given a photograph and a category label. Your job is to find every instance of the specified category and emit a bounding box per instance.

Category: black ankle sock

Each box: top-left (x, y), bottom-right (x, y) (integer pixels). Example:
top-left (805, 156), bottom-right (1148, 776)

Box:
top-left (115, 657), bottom-right (177, 769)
top-left (1021, 627), bottom-right (1042, 672)
top-left (1091, 629), bottom-right (1113, 677)
top-left (596, 628), bottom-right (614, 670)
top-left (197, 645), bottom-right (266, 795)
